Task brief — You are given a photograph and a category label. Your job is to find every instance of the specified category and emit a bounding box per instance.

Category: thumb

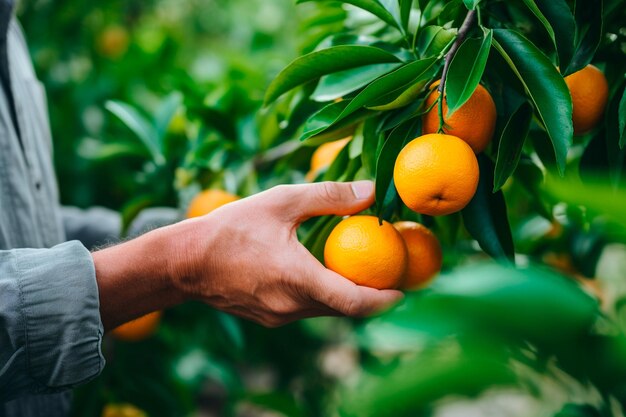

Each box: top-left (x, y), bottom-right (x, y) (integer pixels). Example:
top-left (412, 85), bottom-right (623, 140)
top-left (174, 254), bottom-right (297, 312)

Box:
top-left (270, 181), bottom-right (375, 222)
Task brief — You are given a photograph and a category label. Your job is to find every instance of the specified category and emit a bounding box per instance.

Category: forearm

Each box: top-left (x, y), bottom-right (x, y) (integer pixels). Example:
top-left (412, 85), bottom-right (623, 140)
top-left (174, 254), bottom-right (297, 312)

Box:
top-left (92, 222), bottom-right (194, 331)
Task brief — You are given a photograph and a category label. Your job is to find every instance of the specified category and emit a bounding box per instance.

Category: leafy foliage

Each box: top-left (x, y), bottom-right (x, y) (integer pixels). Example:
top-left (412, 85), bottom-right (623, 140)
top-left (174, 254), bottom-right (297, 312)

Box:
top-left (21, 0), bottom-right (626, 416)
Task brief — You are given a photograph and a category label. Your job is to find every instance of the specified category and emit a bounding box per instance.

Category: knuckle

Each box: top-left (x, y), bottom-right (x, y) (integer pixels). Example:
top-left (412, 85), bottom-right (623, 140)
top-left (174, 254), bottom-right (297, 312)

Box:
top-left (271, 184), bottom-right (291, 194)
top-left (270, 302), bottom-right (295, 316)
top-left (318, 182), bottom-right (345, 205)
top-left (342, 294), bottom-right (363, 317)
top-left (263, 316), bottom-right (284, 328)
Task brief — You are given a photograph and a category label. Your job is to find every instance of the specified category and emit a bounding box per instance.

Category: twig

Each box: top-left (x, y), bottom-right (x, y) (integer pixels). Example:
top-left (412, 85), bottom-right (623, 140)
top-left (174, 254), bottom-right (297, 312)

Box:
top-left (437, 10), bottom-right (477, 132)
top-left (253, 139), bottom-right (301, 169)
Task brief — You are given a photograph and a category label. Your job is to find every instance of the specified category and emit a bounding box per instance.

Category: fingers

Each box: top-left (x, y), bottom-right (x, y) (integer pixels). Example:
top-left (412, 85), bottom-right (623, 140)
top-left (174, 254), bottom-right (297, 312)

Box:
top-left (300, 259), bottom-right (404, 317)
top-left (265, 181), bottom-right (375, 223)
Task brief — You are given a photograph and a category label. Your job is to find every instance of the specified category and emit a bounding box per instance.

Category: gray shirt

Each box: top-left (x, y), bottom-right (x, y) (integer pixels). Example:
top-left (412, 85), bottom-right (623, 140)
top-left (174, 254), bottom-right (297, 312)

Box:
top-left (0, 3), bottom-right (106, 415)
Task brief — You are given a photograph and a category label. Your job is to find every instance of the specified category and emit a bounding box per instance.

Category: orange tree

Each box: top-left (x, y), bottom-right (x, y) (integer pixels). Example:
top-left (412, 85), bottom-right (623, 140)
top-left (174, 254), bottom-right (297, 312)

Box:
top-left (59, 0), bottom-right (626, 416)
top-left (260, 0), bottom-right (626, 415)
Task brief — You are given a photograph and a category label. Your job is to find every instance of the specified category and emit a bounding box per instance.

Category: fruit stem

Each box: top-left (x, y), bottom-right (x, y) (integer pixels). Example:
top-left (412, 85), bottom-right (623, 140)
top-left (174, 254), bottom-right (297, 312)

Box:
top-left (437, 10), bottom-right (478, 133)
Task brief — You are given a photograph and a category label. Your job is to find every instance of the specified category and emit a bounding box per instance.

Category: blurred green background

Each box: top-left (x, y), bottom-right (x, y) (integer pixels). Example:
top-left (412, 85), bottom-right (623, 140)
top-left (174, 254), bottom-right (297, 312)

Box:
top-left (15, 0), bottom-right (626, 416)
top-left (18, 0), bottom-right (299, 210)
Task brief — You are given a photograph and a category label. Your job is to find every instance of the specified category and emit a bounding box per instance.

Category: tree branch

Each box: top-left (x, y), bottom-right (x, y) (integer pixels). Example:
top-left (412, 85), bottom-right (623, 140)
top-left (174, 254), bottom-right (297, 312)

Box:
top-left (437, 10), bottom-right (477, 132)
top-left (439, 10), bottom-right (478, 96)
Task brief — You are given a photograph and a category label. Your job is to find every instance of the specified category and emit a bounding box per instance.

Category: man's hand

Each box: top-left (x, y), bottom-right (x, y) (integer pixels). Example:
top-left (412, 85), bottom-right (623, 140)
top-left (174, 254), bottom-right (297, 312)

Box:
top-left (93, 181), bottom-right (404, 330)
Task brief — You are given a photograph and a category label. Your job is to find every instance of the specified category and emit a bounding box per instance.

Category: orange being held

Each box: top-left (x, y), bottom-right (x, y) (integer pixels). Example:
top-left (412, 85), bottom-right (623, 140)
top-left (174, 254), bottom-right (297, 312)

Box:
top-left (305, 137), bottom-right (351, 181)
top-left (324, 215), bottom-right (408, 289)
top-left (422, 80), bottom-right (497, 153)
top-left (393, 221), bottom-right (442, 290)
top-left (186, 189), bottom-right (239, 218)
top-left (393, 133), bottom-right (479, 216)
top-left (564, 64), bottom-right (609, 135)
top-left (111, 311), bottom-right (162, 342)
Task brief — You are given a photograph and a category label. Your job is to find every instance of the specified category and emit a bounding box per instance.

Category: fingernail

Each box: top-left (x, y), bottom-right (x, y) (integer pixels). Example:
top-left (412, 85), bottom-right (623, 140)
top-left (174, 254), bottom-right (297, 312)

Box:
top-left (351, 180), bottom-right (374, 200)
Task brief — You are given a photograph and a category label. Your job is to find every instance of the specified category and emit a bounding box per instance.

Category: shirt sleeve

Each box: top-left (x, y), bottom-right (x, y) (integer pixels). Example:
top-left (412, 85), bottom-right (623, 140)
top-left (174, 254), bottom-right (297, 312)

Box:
top-left (0, 241), bottom-right (105, 402)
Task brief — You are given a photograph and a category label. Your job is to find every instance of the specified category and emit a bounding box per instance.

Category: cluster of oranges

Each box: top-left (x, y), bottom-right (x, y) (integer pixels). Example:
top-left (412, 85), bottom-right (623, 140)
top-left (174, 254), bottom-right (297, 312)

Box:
top-left (321, 64), bottom-right (608, 290)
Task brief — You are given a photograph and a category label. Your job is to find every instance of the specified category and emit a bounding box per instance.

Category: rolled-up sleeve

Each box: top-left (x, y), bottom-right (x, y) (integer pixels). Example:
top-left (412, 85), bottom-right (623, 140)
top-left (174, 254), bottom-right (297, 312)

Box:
top-left (0, 241), bottom-right (105, 402)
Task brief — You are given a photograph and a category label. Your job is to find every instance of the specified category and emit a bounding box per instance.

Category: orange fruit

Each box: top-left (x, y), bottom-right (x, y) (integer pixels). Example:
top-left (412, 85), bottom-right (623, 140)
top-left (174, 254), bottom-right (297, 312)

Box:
top-left (186, 189), bottom-right (239, 218)
top-left (97, 26), bottom-right (130, 59)
top-left (422, 80), bottom-right (497, 153)
top-left (101, 404), bottom-right (147, 417)
top-left (111, 311), bottom-right (162, 342)
top-left (324, 215), bottom-right (408, 289)
top-left (305, 137), bottom-right (351, 181)
top-left (393, 222), bottom-right (442, 290)
top-left (393, 133), bottom-right (479, 216)
top-left (564, 64), bottom-right (609, 135)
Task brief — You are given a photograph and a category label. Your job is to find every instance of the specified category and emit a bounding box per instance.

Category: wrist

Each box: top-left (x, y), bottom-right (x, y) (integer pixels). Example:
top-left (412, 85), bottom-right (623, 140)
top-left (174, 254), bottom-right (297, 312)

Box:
top-left (93, 223), bottom-right (191, 330)
top-left (157, 218), bottom-right (208, 302)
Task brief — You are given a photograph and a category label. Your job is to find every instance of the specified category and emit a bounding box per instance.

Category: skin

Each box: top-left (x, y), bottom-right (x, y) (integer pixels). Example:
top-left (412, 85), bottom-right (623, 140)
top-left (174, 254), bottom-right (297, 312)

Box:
top-left (93, 180), bottom-right (404, 330)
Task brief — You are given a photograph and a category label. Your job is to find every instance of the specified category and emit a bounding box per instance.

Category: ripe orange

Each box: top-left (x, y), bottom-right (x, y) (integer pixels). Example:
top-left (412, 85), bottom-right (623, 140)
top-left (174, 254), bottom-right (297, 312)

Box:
top-left (393, 222), bottom-right (442, 290)
top-left (186, 189), bottom-right (239, 218)
top-left (393, 133), bottom-right (479, 216)
top-left (101, 403), bottom-right (147, 417)
top-left (422, 80), bottom-right (497, 153)
top-left (97, 26), bottom-right (130, 59)
top-left (305, 137), bottom-right (351, 181)
top-left (324, 215), bottom-right (408, 289)
top-left (111, 311), bottom-right (162, 342)
top-left (564, 64), bottom-right (609, 135)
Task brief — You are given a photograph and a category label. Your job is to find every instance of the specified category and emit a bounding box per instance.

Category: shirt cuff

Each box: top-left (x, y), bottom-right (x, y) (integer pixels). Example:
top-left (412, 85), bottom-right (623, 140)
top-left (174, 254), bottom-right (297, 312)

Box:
top-left (16, 241), bottom-right (105, 389)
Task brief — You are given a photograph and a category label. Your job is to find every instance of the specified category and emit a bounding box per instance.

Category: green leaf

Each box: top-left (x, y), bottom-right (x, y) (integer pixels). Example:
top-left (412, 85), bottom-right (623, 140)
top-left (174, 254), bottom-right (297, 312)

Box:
top-left (375, 118), bottom-right (421, 216)
top-left (299, 101), bottom-right (376, 142)
top-left (311, 63), bottom-right (402, 101)
top-left (297, 0), bottom-right (401, 31)
top-left (154, 92), bottom-right (182, 145)
top-left (378, 0), bottom-right (404, 31)
top-left (345, 58), bottom-right (437, 113)
top-left (264, 45), bottom-right (402, 105)
top-left (493, 102), bottom-right (533, 192)
top-left (306, 216), bottom-right (344, 263)
top-left (366, 57), bottom-right (440, 111)
top-left (514, 158), bottom-right (552, 219)
top-left (362, 262), bottom-right (598, 348)
top-left (544, 176), bottom-right (626, 231)
top-left (357, 57), bottom-right (438, 109)
top-left (78, 139), bottom-right (147, 162)
top-left (323, 139), bottom-right (352, 180)
top-left (462, 155), bottom-right (515, 261)
top-left (215, 312), bottom-right (244, 352)
top-left (520, 0), bottom-right (556, 46)
top-left (493, 29), bottom-right (573, 175)
top-left (105, 100), bottom-right (164, 166)
top-left (301, 58), bottom-right (436, 140)
top-left (565, 0), bottom-right (604, 75)
top-left (379, 179), bottom-right (400, 221)
top-left (536, 0), bottom-right (576, 72)
top-left (399, 0), bottom-right (413, 32)
top-left (437, 0), bottom-right (463, 25)
top-left (416, 26), bottom-right (456, 58)
top-left (340, 345), bottom-right (514, 417)
top-left (463, 0), bottom-right (480, 10)
top-left (361, 118), bottom-right (384, 177)
top-left (620, 88), bottom-right (626, 149)
top-left (445, 28), bottom-right (492, 116)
